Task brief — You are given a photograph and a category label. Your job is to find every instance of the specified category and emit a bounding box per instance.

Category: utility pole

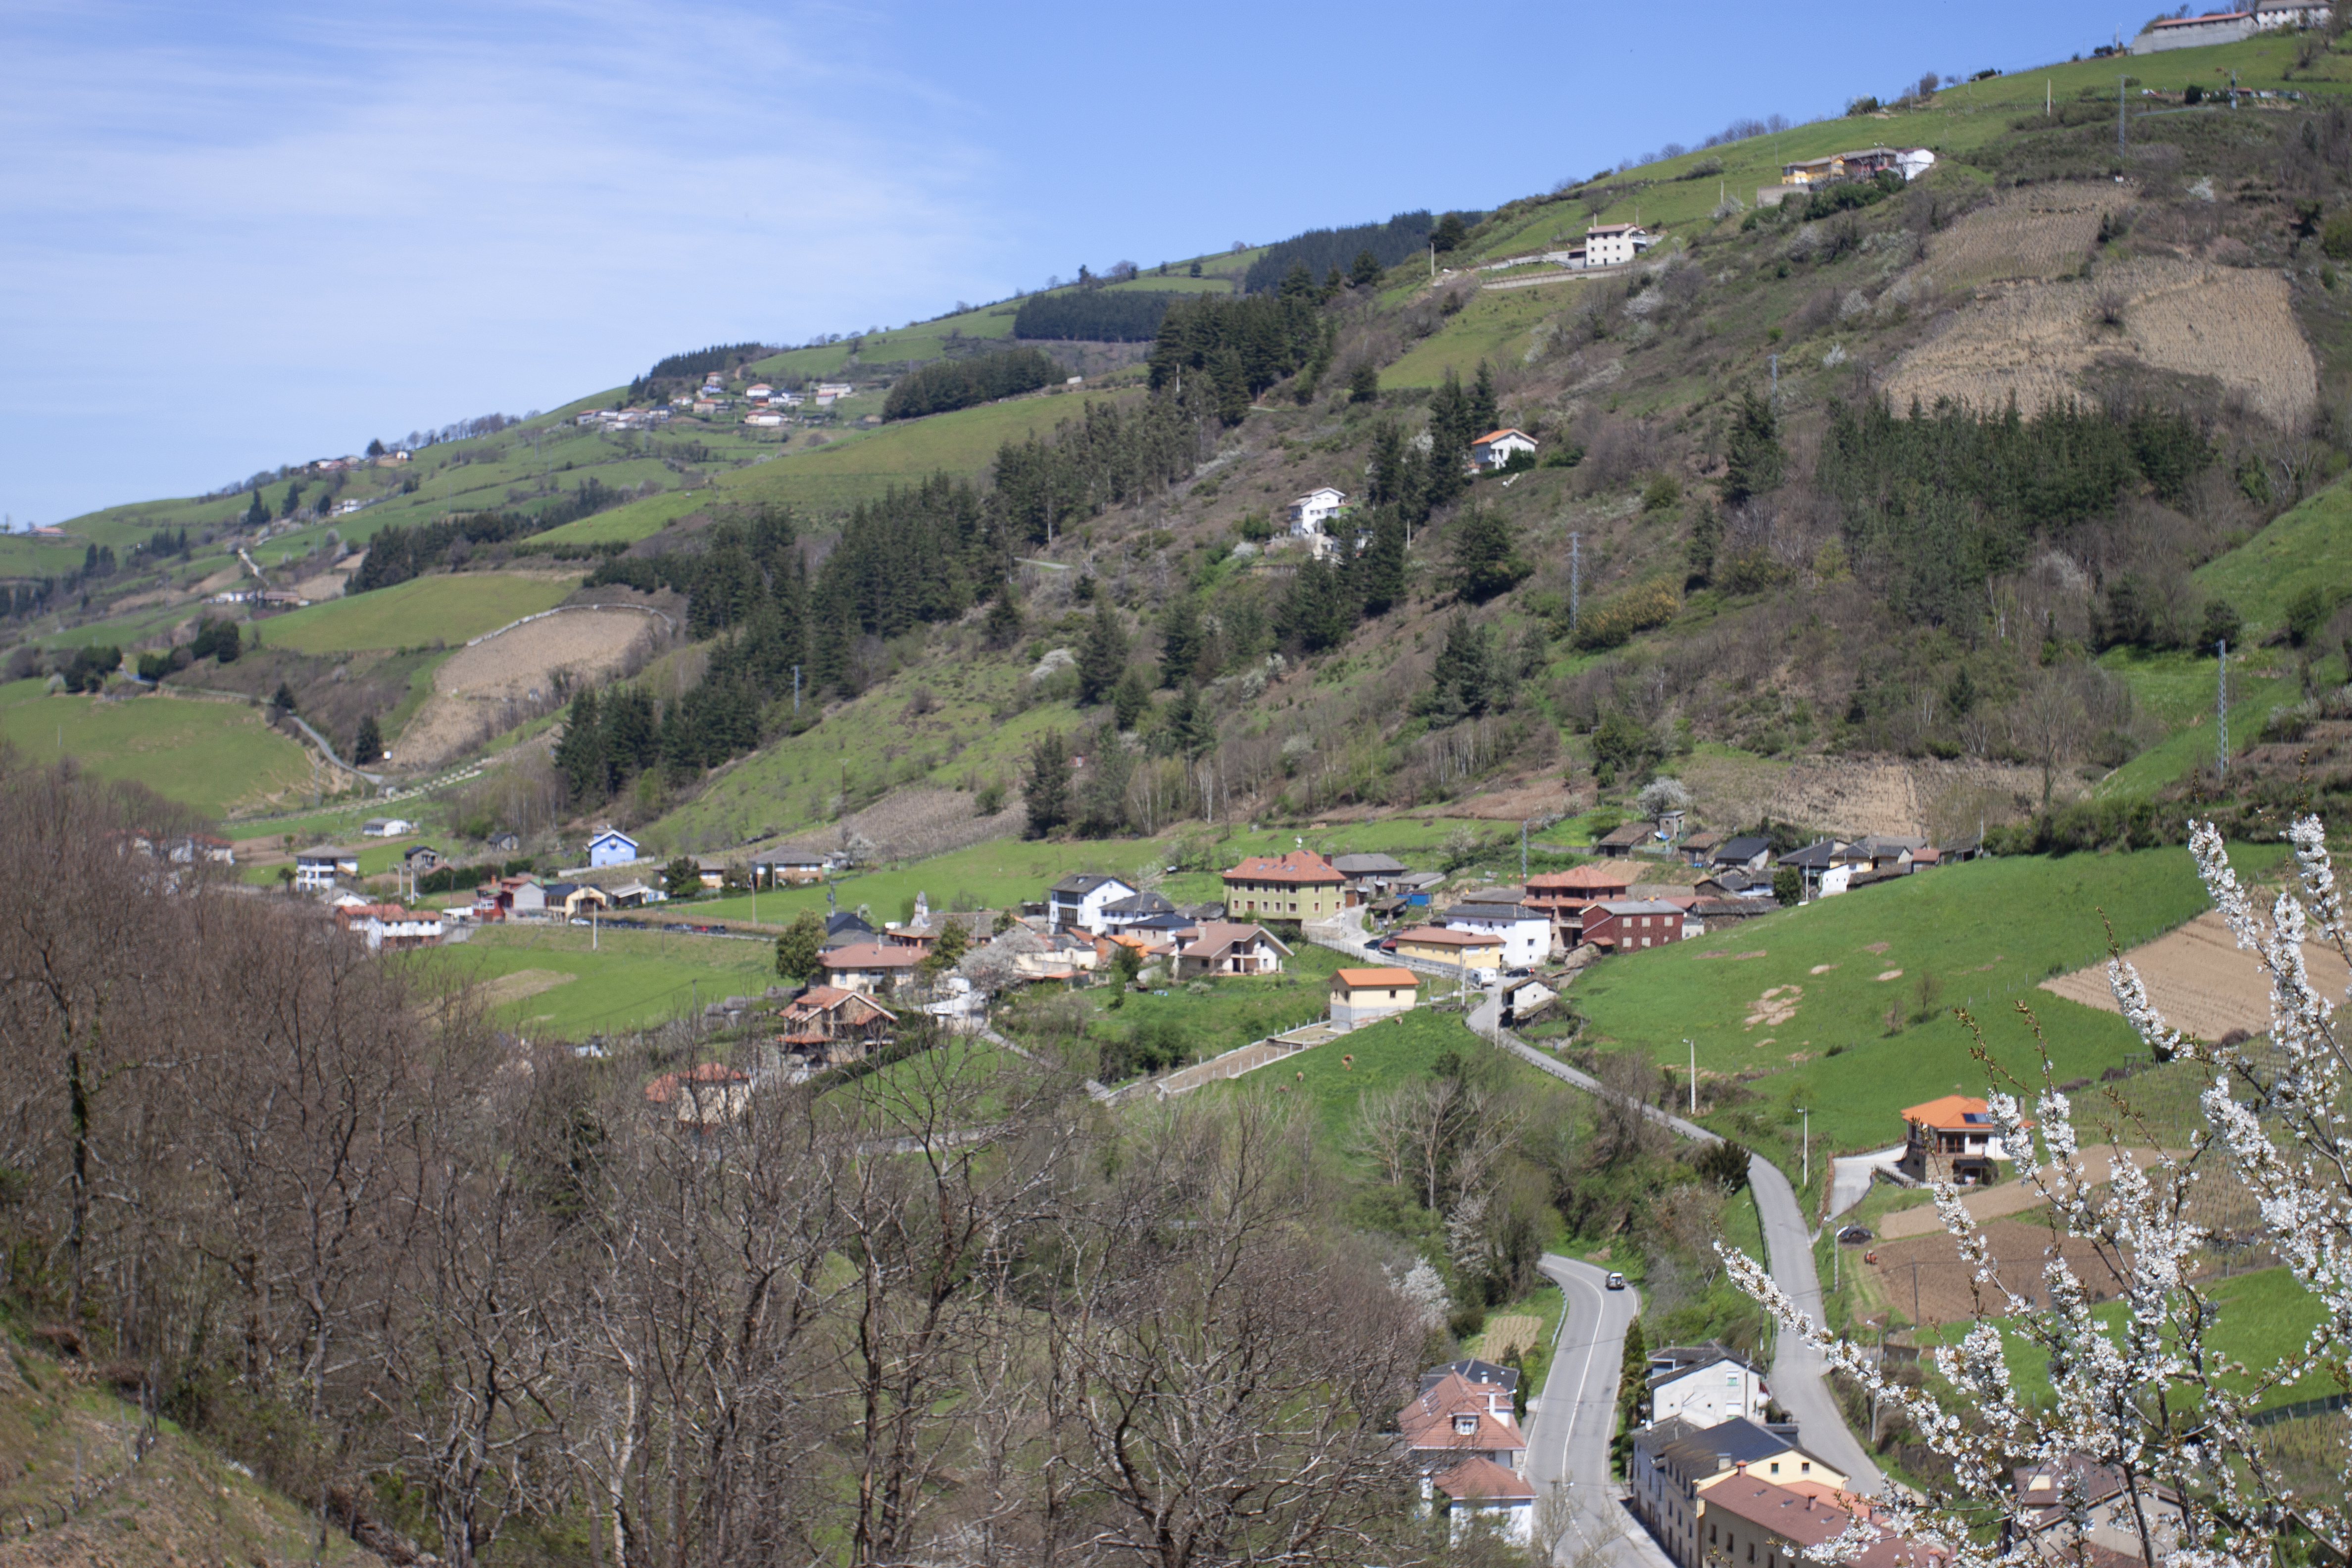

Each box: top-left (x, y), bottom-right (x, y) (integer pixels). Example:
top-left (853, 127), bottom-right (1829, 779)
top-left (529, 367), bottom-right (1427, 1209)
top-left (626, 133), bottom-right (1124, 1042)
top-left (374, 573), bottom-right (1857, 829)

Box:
top-left (1569, 533), bottom-right (1582, 627)
top-left (792, 664), bottom-right (801, 714)
top-left (1800, 1106), bottom-right (1811, 1188)
top-left (2046, 77), bottom-right (2052, 116)
top-left (1686, 1038), bottom-right (1697, 1113)
top-left (2216, 637), bottom-right (2229, 780)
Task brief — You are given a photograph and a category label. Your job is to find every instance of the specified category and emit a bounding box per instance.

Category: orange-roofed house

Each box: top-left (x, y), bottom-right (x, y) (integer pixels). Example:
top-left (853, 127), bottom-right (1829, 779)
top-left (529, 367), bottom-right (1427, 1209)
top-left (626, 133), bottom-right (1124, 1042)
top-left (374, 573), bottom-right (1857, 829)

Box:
top-left (1398, 1369), bottom-right (1526, 1476)
top-left (1174, 922), bottom-right (1292, 980)
top-left (1392, 925), bottom-right (1503, 976)
top-left (642, 1063), bottom-right (751, 1137)
top-left (1425, 1455), bottom-right (1536, 1545)
top-left (1469, 427), bottom-right (1539, 472)
top-left (1329, 966), bottom-right (1420, 1025)
top-left (1898, 1095), bottom-right (2030, 1186)
top-left (1220, 849), bottom-right (1345, 923)
top-left (1524, 864), bottom-right (1633, 950)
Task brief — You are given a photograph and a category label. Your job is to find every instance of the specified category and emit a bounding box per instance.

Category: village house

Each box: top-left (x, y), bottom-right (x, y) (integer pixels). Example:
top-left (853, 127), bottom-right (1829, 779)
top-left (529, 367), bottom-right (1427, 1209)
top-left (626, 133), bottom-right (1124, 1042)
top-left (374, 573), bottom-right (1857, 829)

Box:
top-left (1328, 965), bottom-right (1421, 1025)
top-left (755, 853), bottom-right (829, 885)
top-left (1647, 1344), bottom-right (1772, 1427)
top-left (294, 845), bottom-right (360, 891)
top-left (1286, 486), bottom-right (1349, 539)
top-left (1440, 899), bottom-right (1550, 971)
top-left (1681, 1472), bottom-right (1899, 1568)
top-left (1523, 864), bottom-right (1634, 950)
top-left (1832, 835), bottom-right (1926, 875)
top-left (1710, 835), bottom-right (1774, 874)
top-left (775, 984), bottom-right (896, 1067)
top-left (1174, 922), bottom-right (1291, 979)
top-left (1630, 1415), bottom-right (1848, 1563)
top-left (1220, 849), bottom-right (1346, 921)
top-left (1468, 428), bottom-right (1539, 472)
top-left (1593, 821), bottom-right (1655, 857)
top-left (542, 882), bottom-right (611, 920)
top-left (819, 911), bottom-right (877, 950)
top-left (159, 833), bottom-right (236, 866)
top-left (1046, 872), bottom-right (1140, 934)
top-left (1426, 1459), bottom-right (1536, 1546)
top-left (1331, 852), bottom-right (1410, 899)
top-left (2004, 1456), bottom-right (2184, 1564)
top-left (587, 827), bottom-right (640, 868)
top-left (402, 843), bottom-right (442, 871)
top-left (1897, 1094), bottom-right (2027, 1186)
top-left (1679, 829), bottom-right (1724, 865)
top-left (1584, 222), bottom-right (1654, 266)
top-left (1582, 899), bottom-right (1689, 953)
top-left (642, 1063), bottom-right (750, 1140)
top-left (820, 941), bottom-right (924, 991)
top-left (1399, 1366), bottom-right (1527, 1477)
top-left (606, 879), bottom-right (660, 908)
top-left (360, 816), bottom-right (416, 838)
top-left (333, 903), bottom-right (444, 951)
top-left (474, 874), bottom-right (547, 921)
top-left (1098, 889), bottom-right (1178, 932)
top-left (1774, 839), bottom-right (1846, 897)
top-left (1392, 924), bottom-right (1504, 976)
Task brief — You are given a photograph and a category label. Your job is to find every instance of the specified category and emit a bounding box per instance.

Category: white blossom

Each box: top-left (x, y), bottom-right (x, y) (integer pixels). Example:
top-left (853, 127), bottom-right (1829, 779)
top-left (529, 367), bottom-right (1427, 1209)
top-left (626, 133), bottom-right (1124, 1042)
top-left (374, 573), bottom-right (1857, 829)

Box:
top-left (1721, 816), bottom-right (2352, 1568)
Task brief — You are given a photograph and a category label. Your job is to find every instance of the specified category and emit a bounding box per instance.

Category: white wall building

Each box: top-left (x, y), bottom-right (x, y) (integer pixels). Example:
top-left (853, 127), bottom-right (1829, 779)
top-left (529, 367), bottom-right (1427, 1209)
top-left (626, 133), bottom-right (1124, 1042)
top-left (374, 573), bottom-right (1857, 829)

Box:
top-left (1440, 901), bottom-right (1550, 970)
top-left (1469, 429), bottom-right (1539, 472)
top-left (1046, 873), bottom-right (1139, 934)
top-left (1287, 487), bottom-right (1348, 536)
top-left (1649, 1351), bottom-right (1770, 1428)
top-left (1584, 223), bottom-right (1653, 266)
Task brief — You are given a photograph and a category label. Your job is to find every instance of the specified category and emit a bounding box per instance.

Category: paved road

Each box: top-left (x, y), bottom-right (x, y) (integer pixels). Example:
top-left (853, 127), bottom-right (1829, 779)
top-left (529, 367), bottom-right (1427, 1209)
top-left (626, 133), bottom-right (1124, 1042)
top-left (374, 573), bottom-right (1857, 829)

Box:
top-left (1482, 999), bottom-right (1887, 1502)
top-left (1531, 1255), bottom-right (1676, 1568)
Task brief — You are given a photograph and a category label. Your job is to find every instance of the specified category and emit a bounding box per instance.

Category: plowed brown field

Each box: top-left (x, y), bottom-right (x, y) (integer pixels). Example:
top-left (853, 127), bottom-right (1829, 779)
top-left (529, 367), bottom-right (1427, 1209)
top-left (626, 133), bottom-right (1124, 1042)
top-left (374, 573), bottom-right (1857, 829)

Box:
top-left (396, 609), bottom-right (656, 767)
top-left (2040, 909), bottom-right (2352, 1040)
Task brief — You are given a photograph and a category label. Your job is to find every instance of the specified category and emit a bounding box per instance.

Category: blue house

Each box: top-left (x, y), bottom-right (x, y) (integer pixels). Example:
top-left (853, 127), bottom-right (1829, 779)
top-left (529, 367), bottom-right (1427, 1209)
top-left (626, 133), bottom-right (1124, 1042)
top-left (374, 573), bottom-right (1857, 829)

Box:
top-left (587, 828), bottom-right (640, 868)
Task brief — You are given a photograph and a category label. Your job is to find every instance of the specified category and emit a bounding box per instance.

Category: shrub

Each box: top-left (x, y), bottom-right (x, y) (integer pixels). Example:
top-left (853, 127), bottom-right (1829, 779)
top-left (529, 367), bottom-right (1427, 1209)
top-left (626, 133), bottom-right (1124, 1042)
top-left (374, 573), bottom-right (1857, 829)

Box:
top-left (2325, 211), bottom-right (2352, 262)
top-left (1572, 577), bottom-right (1681, 650)
top-left (2286, 584), bottom-right (2340, 646)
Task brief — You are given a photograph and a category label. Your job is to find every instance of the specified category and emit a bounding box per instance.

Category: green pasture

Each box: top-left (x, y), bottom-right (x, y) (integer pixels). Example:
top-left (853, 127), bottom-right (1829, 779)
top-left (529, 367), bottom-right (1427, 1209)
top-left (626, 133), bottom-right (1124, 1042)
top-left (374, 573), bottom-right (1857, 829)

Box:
top-left (1924, 1265), bottom-right (2325, 1412)
top-left (1379, 285), bottom-right (1593, 389)
top-left (0, 535), bottom-right (106, 576)
top-left (1250, 1006), bottom-right (1555, 1137)
top-left (2194, 475), bottom-right (2352, 641)
top-left (526, 488), bottom-right (706, 545)
top-left (712, 388), bottom-right (1147, 516)
top-left (1570, 843), bottom-right (2290, 1188)
top-left (1079, 944), bottom-right (1352, 1082)
top-left (415, 923), bottom-right (782, 1039)
top-left (2095, 674), bottom-right (2306, 799)
top-left (0, 681), bottom-right (313, 816)
top-left (263, 572), bottom-right (576, 653)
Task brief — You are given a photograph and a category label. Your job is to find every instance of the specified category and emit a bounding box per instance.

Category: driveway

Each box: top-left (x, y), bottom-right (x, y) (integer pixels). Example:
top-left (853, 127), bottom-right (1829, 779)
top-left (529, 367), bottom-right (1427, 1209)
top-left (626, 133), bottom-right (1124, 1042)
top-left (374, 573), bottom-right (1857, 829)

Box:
top-left (1528, 1255), bottom-right (1677, 1568)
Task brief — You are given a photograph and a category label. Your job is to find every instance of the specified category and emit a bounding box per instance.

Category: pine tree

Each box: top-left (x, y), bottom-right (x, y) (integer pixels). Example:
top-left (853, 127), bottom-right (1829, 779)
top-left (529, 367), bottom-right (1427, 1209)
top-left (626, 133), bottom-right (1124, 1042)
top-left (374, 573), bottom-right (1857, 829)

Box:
top-left (774, 909), bottom-right (825, 980)
top-left (1423, 614), bottom-right (1511, 720)
top-left (1159, 682), bottom-right (1215, 757)
top-left (1721, 388), bottom-right (1785, 505)
top-left (1424, 370), bottom-right (1471, 510)
top-left (353, 713), bottom-right (384, 766)
top-left (1023, 729), bottom-right (1072, 837)
top-left (982, 592), bottom-right (1024, 650)
top-left (1468, 360), bottom-right (1499, 437)
top-left (553, 689), bottom-right (607, 802)
top-left (1360, 507), bottom-right (1408, 616)
top-left (242, 489), bottom-right (269, 528)
top-left (1349, 247), bottom-right (1385, 288)
top-left (1348, 361), bottom-right (1380, 405)
top-left (1158, 593), bottom-right (1203, 687)
top-left (1077, 599), bottom-right (1127, 705)
top-left (1076, 723), bottom-right (1133, 837)
top-left (271, 682), bottom-right (297, 714)
top-left (1448, 506), bottom-right (1531, 602)
top-left (1431, 212), bottom-right (1467, 254)
top-left (1112, 671), bottom-right (1151, 732)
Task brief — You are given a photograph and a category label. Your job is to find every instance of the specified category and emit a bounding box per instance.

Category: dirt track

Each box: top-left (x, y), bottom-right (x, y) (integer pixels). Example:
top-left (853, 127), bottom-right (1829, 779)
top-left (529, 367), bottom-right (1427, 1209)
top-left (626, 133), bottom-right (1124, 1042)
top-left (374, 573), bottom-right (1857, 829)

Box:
top-left (2040, 909), bottom-right (2352, 1041)
top-left (396, 610), bottom-right (655, 767)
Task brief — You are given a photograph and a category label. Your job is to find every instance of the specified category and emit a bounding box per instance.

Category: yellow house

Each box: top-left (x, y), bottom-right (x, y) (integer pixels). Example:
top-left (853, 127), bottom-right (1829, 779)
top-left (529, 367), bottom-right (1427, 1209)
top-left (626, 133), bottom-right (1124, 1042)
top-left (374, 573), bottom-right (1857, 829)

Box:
top-left (1330, 966), bottom-right (1421, 1025)
top-left (1221, 849), bottom-right (1348, 921)
top-left (1392, 926), bottom-right (1503, 971)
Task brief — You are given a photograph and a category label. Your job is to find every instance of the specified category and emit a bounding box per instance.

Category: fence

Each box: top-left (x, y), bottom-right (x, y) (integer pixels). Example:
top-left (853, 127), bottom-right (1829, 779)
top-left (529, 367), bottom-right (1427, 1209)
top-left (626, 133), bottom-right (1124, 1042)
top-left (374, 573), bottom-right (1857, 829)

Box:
top-left (1101, 1019), bottom-right (1360, 1105)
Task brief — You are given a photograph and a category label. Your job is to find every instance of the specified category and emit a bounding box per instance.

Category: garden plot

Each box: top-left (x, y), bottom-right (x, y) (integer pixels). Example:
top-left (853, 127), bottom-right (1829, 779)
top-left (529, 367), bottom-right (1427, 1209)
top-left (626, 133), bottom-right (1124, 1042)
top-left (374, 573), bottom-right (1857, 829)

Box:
top-left (2040, 909), bottom-right (2352, 1041)
top-left (1923, 183), bottom-right (2134, 289)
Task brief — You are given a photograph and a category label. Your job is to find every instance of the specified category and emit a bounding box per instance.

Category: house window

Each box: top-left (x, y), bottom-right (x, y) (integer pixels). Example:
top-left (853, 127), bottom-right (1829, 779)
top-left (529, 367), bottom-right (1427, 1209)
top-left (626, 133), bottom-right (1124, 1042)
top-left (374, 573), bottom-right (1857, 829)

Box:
top-left (1799, 1462), bottom-right (1810, 1474)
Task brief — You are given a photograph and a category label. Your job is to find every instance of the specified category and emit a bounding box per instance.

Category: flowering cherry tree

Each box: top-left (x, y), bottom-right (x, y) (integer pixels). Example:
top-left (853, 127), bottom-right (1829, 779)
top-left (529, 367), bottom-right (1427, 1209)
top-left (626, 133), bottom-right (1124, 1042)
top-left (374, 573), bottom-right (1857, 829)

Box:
top-left (1724, 817), bottom-right (2349, 1568)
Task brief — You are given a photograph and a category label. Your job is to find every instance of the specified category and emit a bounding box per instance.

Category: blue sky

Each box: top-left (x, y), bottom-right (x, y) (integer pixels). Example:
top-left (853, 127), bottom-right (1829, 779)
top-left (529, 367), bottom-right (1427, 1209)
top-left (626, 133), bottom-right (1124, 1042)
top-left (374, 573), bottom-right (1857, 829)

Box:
top-left (2, 0), bottom-right (2133, 526)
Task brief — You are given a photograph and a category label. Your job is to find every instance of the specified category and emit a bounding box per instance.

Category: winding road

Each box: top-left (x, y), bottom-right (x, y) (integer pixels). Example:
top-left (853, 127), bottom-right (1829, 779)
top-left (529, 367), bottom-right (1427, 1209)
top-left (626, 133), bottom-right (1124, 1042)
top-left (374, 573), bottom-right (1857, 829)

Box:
top-left (1459, 990), bottom-right (1886, 1563)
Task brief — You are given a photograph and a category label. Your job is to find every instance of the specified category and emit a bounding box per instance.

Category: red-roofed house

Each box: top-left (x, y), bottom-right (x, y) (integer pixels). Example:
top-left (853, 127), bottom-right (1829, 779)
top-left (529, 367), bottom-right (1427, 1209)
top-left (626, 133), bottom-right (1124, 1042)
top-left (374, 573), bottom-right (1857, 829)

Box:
top-left (1426, 1455), bottom-right (1536, 1545)
top-left (1328, 966), bottom-right (1420, 1024)
top-left (1399, 1369), bottom-right (1526, 1476)
top-left (1469, 428), bottom-right (1539, 472)
top-left (333, 904), bottom-right (443, 951)
top-left (1524, 864), bottom-right (1633, 949)
top-left (777, 984), bottom-right (896, 1062)
top-left (1220, 850), bottom-right (1345, 922)
top-left (642, 1063), bottom-right (750, 1137)
top-left (1898, 1095), bottom-right (2029, 1185)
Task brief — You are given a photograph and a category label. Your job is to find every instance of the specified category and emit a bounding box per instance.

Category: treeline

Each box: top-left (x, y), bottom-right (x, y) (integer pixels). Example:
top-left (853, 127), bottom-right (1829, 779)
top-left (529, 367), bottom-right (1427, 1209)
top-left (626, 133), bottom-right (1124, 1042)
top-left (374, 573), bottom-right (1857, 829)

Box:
top-left (1818, 398), bottom-right (2213, 630)
top-left (1242, 211), bottom-right (1435, 293)
top-left (1147, 276), bottom-right (1335, 421)
top-left (1011, 290), bottom-right (1178, 341)
top-left (644, 342), bottom-right (767, 381)
top-left (990, 392), bottom-right (1216, 542)
top-left (350, 478), bottom-right (630, 593)
top-left (882, 346), bottom-right (1061, 420)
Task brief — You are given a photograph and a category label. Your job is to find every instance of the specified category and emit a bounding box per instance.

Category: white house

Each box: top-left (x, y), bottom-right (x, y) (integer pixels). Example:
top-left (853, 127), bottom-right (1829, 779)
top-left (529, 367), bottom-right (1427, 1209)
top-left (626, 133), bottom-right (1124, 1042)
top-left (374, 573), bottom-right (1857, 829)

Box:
top-left (587, 827), bottom-right (640, 868)
top-left (1286, 487), bottom-right (1348, 536)
top-left (360, 817), bottom-right (416, 838)
top-left (746, 383), bottom-right (773, 401)
top-left (816, 382), bottom-right (855, 399)
top-left (1897, 147), bottom-right (1936, 181)
top-left (1468, 429), bottom-right (1539, 472)
top-left (338, 904), bottom-right (444, 951)
top-left (1584, 223), bottom-right (1654, 266)
top-left (1441, 901), bottom-right (1550, 970)
top-left (294, 846), bottom-right (360, 891)
top-left (746, 412), bottom-right (785, 427)
top-left (1174, 922), bottom-right (1292, 979)
top-left (1427, 1460), bottom-right (1535, 1546)
top-left (1648, 1347), bottom-right (1770, 1428)
top-left (1046, 872), bottom-right (1139, 934)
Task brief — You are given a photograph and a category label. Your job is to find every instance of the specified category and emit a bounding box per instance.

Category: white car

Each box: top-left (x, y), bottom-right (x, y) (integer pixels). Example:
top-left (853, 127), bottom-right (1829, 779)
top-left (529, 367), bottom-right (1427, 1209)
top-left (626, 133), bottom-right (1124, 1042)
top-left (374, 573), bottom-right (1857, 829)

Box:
top-left (1605, 1272), bottom-right (1626, 1290)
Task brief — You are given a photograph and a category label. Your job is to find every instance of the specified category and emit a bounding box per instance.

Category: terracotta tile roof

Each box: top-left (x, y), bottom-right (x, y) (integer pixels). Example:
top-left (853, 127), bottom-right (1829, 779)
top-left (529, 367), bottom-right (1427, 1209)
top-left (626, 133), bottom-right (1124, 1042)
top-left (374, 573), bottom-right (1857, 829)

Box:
top-left (1222, 849), bottom-right (1344, 884)
top-left (1526, 865), bottom-right (1633, 892)
top-left (822, 942), bottom-right (922, 970)
top-left (1471, 427), bottom-right (1533, 445)
top-left (1333, 966), bottom-right (1419, 988)
top-left (1180, 922), bottom-right (1292, 959)
top-left (644, 1063), bottom-right (750, 1103)
top-left (1394, 925), bottom-right (1493, 947)
top-left (1432, 1455), bottom-right (1534, 1501)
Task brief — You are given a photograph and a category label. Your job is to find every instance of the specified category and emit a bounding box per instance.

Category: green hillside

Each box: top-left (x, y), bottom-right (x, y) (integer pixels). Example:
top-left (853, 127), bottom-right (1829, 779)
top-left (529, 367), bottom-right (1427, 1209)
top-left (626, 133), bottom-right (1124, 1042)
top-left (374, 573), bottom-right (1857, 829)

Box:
top-left (0, 680), bottom-right (315, 815)
top-left (263, 572), bottom-right (576, 653)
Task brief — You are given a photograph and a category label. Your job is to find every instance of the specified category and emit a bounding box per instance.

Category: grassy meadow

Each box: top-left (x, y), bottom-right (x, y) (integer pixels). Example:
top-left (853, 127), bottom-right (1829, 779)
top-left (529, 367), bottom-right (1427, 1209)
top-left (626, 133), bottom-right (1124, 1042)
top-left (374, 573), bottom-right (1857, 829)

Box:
top-left (1569, 843), bottom-right (2289, 1194)
top-left (262, 572), bottom-right (577, 653)
top-left (415, 923), bottom-right (782, 1039)
top-left (0, 682), bottom-right (314, 816)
